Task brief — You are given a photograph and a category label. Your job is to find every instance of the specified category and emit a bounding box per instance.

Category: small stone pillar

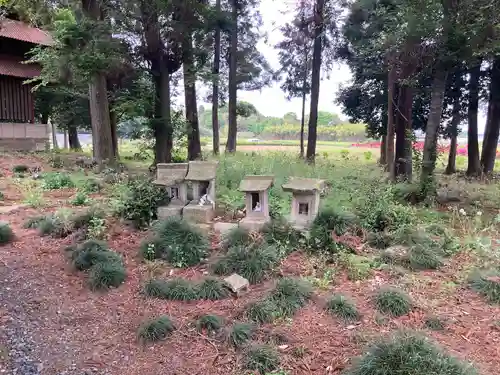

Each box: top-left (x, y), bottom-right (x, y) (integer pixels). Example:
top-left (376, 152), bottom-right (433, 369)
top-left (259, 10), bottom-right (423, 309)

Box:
top-left (154, 163), bottom-right (189, 219)
top-left (282, 177), bottom-right (324, 229)
top-left (238, 175), bottom-right (274, 232)
top-left (182, 161), bottom-right (218, 224)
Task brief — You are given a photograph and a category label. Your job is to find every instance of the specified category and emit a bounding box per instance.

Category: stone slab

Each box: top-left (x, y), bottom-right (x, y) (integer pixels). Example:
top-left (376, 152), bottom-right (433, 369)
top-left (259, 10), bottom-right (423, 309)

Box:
top-left (213, 222), bottom-right (239, 236)
top-left (224, 273), bottom-right (249, 296)
top-left (183, 203), bottom-right (214, 224)
top-left (157, 205), bottom-right (183, 220)
top-left (239, 217), bottom-right (270, 232)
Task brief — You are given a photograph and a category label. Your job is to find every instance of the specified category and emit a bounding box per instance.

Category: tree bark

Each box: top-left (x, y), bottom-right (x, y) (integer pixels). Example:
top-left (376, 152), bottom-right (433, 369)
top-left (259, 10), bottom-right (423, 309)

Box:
top-left (481, 58), bottom-right (500, 174)
top-left (386, 63), bottom-right (396, 176)
top-left (68, 125), bottom-right (81, 150)
top-left (300, 82), bottom-right (307, 158)
top-left (306, 0), bottom-right (325, 163)
top-left (467, 62), bottom-right (481, 176)
top-left (379, 135), bottom-right (387, 165)
top-left (225, 0), bottom-right (238, 153)
top-left (152, 64), bottom-right (172, 164)
top-left (183, 36), bottom-right (202, 161)
top-left (63, 130), bottom-right (68, 149)
top-left (82, 0), bottom-right (115, 164)
top-left (109, 105), bottom-right (119, 159)
top-left (51, 122), bottom-right (58, 149)
top-left (420, 68), bottom-right (448, 191)
top-left (445, 94), bottom-right (461, 175)
top-left (212, 0), bottom-right (221, 155)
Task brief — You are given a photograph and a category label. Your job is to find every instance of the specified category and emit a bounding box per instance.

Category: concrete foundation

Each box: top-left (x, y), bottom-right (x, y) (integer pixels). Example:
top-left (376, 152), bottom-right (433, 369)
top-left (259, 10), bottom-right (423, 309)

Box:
top-left (239, 217), bottom-right (270, 232)
top-left (183, 203), bottom-right (214, 224)
top-left (157, 205), bottom-right (183, 220)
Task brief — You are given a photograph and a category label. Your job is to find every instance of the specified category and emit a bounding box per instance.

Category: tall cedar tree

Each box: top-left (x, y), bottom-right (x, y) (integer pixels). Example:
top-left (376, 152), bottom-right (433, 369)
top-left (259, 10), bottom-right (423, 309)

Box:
top-left (212, 0), bottom-right (222, 155)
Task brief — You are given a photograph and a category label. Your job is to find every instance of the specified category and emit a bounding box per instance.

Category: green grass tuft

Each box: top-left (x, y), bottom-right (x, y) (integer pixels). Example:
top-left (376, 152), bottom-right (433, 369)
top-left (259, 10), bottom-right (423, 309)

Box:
top-left (138, 316), bottom-right (175, 343)
top-left (88, 261), bottom-right (126, 291)
top-left (212, 244), bottom-right (279, 284)
top-left (344, 332), bottom-right (477, 375)
top-left (468, 269), bottom-right (500, 304)
top-left (261, 219), bottom-right (304, 254)
top-left (42, 172), bottom-right (75, 190)
top-left (270, 277), bottom-right (313, 317)
top-left (325, 294), bottom-right (360, 321)
top-left (196, 314), bottom-right (223, 334)
top-left (71, 191), bottom-right (90, 206)
top-left (228, 322), bottom-right (254, 348)
top-left (143, 278), bottom-right (198, 301)
top-left (224, 227), bottom-right (253, 248)
top-left (197, 278), bottom-right (229, 300)
top-left (310, 209), bottom-right (358, 252)
top-left (140, 218), bottom-right (208, 268)
top-left (374, 287), bottom-right (412, 317)
top-left (70, 240), bottom-right (122, 271)
top-left (243, 344), bottom-right (280, 374)
top-left (23, 216), bottom-right (47, 229)
top-left (0, 222), bottom-right (14, 245)
top-left (80, 178), bottom-right (102, 193)
top-left (12, 165), bottom-right (29, 173)
top-left (245, 298), bottom-right (279, 324)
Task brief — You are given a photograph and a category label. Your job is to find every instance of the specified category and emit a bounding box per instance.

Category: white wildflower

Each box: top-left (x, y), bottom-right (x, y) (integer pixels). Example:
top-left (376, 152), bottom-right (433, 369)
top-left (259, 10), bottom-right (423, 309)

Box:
top-left (459, 208), bottom-right (467, 216)
top-left (476, 211), bottom-right (483, 217)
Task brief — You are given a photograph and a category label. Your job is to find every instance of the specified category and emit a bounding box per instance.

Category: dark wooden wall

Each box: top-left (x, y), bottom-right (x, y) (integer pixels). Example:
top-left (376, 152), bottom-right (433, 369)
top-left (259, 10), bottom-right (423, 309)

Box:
top-left (0, 75), bottom-right (34, 123)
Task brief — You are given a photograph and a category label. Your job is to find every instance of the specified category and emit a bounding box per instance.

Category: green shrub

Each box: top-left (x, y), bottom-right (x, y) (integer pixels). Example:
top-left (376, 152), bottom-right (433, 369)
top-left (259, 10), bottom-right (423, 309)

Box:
top-left (374, 287), bottom-right (412, 317)
top-left (80, 178), bottom-right (101, 193)
top-left (228, 323), bottom-right (254, 348)
top-left (196, 314), bottom-right (223, 334)
top-left (366, 232), bottom-right (393, 249)
top-left (212, 244), bottom-right (279, 284)
top-left (360, 200), bottom-right (414, 232)
top-left (424, 316), bottom-right (446, 331)
top-left (12, 165), bottom-right (29, 173)
top-left (0, 222), bottom-right (14, 245)
top-left (72, 207), bottom-right (105, 231)
top-left (70, 240), bottom-right (122, 271)
top-left (344, 333), bottom-right (477, 375)
top-left (246, 298), bottom-right (279, 324)
top-left (42, 172), bottom-right (75, 190)
top-left (112, 177), bottom-right (168, 229)
top-left (270, 277), bottom-right (313, 317)
top-left (325, 294), bottom-right (359, 321)
top-left (23, 216), bottom-right (46, 229)
top-left (138, 316), bottom-right (175, 343)
top-left (88, 261), bottom-right (126, 290)
top-left (262, 219), bottom-right (304, 255)
top-left (243, 345), bottom-right (280, 374)
top-left (197, 278), bottom-right (229, 300)
top-left (340, 254), bottom-right (373, 280)
top-left (71, 191), bottom-right (90, 206)
top-left (143, 278), bottom-right (198, 301)
top-left (140, 218), bottom-right (208, 268)
top-left (468, 269), bottom-right (500, 304)
top-left (37, 213), bottom-right (74, 238)
top-left (407, 245), bottom-right (443, 270)
top-left (224, 227), bottom-right (253, 248)
top-left (309, 209), bottom-right (358, 253)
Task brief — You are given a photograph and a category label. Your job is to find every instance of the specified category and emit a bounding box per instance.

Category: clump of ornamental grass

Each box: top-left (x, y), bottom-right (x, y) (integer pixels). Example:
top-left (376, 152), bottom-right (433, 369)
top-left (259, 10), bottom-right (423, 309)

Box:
top-left (87, 261), bottom-right (126, 291)
top-left (0, 222), bottom-right (14, 245)
top-left (142, 278), bottom-right (198, 301)
top-left (140, 218), bottom-right (208, 268)
top-left (196, 314), bottom-right (223, 334)
top-left (23, 215), bottom-right (47, 229)
top-left (71, 191), bottom-right (90, 206)
top-left (196, 277), bottom-right (230, 300)
top-left (325, 294), bottom-right (360, 322)
top-left (11, 165), bottom-right (29, 173)
top-left (138, 316), bottom-right (176, 343)
top-left (69, 240), bottom-right (122, 271)
top-left (245, 298), bottom-right (279, 324)
top-left (212, 244), bottom-right (279, 284)
top-left (228, 322), bottom-right (254, 348)
top-left (374, 287), bottom-right (412, 317)
top-left (468, 269), bottom-right (500, 304)
top-left (42, 172), bottom-right (75, 190)
top-left (309, 209), bottom-right (358, 253)
top-left (80, 178), bottom-right (102, 193)
top-left (224, 227), bottom-right (254, 248)
top-left (344, 332), bottom-right (478, 375)
top-left (243, 344), bottom-right (280, 374)
top-left (269, 277), bottom-right (313, 317)
top-left (261, 218), bottom-right (304, 254)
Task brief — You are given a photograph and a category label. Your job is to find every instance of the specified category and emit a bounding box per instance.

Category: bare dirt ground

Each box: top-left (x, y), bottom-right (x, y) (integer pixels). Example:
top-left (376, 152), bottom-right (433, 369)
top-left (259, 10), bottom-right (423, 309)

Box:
top-left (0, 154), bottom-right (499, 375)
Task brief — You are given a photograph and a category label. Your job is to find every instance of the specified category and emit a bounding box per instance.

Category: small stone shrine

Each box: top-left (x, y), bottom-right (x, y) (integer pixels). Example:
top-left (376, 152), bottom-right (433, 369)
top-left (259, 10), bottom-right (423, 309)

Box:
top-left (154, 163), bottom-right (189, 219)
top-left (282, 177), bottom-right (324, 229)
top-left (182, 161), bottom-right (218, 224)
top-left (238, 175), bottom-right (274, 231)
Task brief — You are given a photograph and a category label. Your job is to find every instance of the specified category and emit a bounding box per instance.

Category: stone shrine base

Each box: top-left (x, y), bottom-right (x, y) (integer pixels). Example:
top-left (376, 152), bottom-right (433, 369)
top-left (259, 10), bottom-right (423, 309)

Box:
top-left (182, 203), bottom-right (215, 224)
top-left (157, 205), bottom-right (184, 220)
top-left (239, 217), bottom-right (270, 232)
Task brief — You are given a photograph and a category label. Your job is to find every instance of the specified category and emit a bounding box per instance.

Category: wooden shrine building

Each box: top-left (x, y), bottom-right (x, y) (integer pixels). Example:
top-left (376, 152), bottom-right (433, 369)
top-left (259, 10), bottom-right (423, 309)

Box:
top-left (0, 17), bottom-right (52, 151)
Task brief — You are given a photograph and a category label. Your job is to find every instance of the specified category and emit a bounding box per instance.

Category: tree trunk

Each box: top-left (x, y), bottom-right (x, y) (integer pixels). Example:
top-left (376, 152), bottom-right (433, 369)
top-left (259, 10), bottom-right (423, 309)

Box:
top-left (183, 36), bottom-right (202, 161)
top-left (481, 58), bottom-right (500, 174)
top-left (212, 0), bottom-right (221, 155)
top-left (467, 62), bottom-right (481, 176)
top-left (109, 105), bottom-right (119, 159)
top-left (68, 125), bottom-right (81, 150)
top-left (152, 64), bottom-right (172, 164)
top-left (420, 68), bottom-right (448, 192)
top-left (82, 0), bottom-right (115, 164)
top-left (445, 95), bottom-right (461, 175)
top-left (305, 0), bottom-right (325, 163)
top-left (63, 130), bottom-right (68, 149)
top-left (300, 85), bottom-right (307, 158)
top-left (394, 84), bottom-right (413, 181)
top-left (51, 122), bottom-right (58, 149)
top-left (379, 135), bottom-right (387, 165)
top-left (386, 64), bottom-right (396, 176)
top-left (225, 0), bottom-right (238, 153)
